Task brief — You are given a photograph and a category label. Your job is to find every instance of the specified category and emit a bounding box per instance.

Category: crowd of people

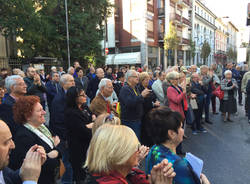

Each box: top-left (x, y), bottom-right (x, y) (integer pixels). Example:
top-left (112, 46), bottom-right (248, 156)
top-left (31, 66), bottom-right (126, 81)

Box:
top-left (0, 60), bottom-right (249, 184)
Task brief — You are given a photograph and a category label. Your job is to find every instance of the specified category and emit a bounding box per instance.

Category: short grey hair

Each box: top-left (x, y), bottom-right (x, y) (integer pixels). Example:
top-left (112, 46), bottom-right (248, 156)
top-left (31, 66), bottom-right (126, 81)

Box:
top-left (125, 70), bottom-right (136, 82)
top-left (200, 65), bottom-right (208, 70)
top-left (166, 71), bottom-right (179, 81)
top-left (60, 74), bottom-right (72, 86)
top-left (67, 66), bottom-right (74, 73)
top-left (224, 70), bottom-right (232, 76)
top-left (98, 78), bottom-right (112, 90)
top-left (5, 75), bottom-right (23, 92)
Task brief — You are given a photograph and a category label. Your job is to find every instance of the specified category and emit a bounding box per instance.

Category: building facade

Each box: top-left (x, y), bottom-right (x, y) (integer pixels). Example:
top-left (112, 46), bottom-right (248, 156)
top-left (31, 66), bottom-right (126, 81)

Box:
top-left (105, 0), bottom-right (160, 69)
top-left (192, 0), bottom-right (216, 66)
top-left (214, 18), bottom-right (228, 64)
top-left (226, 21), bottom-right (238, 62)
top-left (105, 0), bottom-right (193, 70)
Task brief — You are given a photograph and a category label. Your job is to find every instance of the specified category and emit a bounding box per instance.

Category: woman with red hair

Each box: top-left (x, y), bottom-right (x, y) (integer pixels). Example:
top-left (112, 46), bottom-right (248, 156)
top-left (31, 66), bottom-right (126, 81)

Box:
top-left (9, 95), bottom-right (61, 184)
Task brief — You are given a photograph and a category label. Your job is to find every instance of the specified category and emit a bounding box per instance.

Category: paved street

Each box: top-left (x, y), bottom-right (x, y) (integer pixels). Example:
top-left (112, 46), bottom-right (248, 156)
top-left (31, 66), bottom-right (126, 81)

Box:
top-left (183, 98), bottom-right (250, 184)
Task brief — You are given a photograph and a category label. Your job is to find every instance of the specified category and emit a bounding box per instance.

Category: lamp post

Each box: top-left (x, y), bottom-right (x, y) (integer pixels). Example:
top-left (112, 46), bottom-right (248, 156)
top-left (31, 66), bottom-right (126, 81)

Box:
top-left (65, 0), bottom-right (70, 68)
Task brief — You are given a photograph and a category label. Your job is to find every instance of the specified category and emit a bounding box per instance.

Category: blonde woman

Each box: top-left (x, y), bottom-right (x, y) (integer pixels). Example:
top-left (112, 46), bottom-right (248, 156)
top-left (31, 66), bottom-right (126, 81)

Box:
top-left (84, 124), bottom-right (176, 184)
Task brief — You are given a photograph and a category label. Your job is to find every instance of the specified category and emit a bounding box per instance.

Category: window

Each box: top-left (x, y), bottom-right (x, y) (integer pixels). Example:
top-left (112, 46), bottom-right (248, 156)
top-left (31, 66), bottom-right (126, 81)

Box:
top-left (198, 7), bottom-right (199, 14)
top-left (201, 10), bottom-right (203, 16)
top-left (195, 5), bottom-right (197, 11)
top-left (205, 12), bottom-right (206, 19)
top-left (147, 20), bottom-right (154, 32)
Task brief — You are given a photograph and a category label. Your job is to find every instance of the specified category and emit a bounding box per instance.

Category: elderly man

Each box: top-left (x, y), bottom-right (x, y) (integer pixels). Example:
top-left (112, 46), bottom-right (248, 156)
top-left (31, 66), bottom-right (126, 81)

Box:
top-left (152, 71), bottom-right (166, 105)
top-left (119, 70), bottom-right (150, 139)
top-left (49, 74), bottom-right (75, 184)
top-left (190, 65), bottom-right (197, 74)
top-left (0, 120), bottom-right (45, 184)
top-left (24, 67), bottom-right (47, 110)
top-left (0, 75), bottom-right (27, 135)
top-left (86, 68), bottom-right (105, 101)
top-left (90, 78), bottom-right (118, 116)
top-left (45, 72), bottom-right (60, 113)
top-left (200, 65), bottom-right (213, 124)
top-left (190, 73), bottom-right (207, 134)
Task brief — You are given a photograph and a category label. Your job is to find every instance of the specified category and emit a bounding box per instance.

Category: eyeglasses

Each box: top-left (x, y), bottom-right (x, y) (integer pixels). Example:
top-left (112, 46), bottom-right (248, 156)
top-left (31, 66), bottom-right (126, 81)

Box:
top-left (130, 76), bottom-right (138, 78)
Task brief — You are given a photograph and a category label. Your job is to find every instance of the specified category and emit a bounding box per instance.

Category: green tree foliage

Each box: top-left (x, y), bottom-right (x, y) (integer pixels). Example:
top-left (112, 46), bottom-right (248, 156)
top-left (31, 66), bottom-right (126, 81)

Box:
top-left (164, 21), bottom-right (180, 55)
top-left (189, 36), bottom-right (196, 63)
top-left (227, 47), bottom-right (237, 61)
top-left (0, 0), bottom-right (112, 67)
top-left (201, 41), bottom-right (211, 64)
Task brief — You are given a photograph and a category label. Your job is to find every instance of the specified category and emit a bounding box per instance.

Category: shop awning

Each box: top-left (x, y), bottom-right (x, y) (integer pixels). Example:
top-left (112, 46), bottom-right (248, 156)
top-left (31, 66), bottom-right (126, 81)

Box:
top-left (105, 52), bottom-right (141, 65)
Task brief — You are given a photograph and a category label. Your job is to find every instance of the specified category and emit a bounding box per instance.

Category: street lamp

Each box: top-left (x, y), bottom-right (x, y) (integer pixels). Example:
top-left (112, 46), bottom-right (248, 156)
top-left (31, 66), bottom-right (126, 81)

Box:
top-left (65, 0), bottom-right (71, 68)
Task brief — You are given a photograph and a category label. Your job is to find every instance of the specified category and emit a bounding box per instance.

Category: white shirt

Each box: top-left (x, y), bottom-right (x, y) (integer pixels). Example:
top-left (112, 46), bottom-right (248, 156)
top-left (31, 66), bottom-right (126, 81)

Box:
top-left (0, 171), bottom-right (5, 184)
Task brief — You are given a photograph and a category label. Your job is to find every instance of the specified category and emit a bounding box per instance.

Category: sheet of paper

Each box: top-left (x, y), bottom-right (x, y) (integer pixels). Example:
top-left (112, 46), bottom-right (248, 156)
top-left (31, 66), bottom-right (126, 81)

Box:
top-left (185, 152), bottom-right (203, 178)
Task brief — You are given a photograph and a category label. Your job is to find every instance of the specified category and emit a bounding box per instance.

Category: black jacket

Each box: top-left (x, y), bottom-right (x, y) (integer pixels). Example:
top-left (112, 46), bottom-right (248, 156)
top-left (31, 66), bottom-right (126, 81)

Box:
top-left (137, 84), bottom-right (156, 114)
top-left (24, 77), bottom-right (47, 103)
top-left (191, 81), bottom-right (205, 104)
top-left (9, 125), bottom-right (60, 184)
top-left (2, 167), bottom-right (22, 184)
top-left (65, 106), bottom-right (92, 181)
top-left (74, 76), bottom-right (89, 92)
top-left (113, 81), bottom-right (123, 100)
top-left (50, 88), bottom-right (67, 140)
top-left (86, 77), bottom-right (100, 101)
top-left (119, 83), bottom-right (144, 121)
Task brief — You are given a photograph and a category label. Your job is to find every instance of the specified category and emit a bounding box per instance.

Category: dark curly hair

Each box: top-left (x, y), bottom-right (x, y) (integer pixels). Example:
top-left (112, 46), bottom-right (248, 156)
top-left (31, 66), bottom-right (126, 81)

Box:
top-left (13, 96), bottom-right (40, 124)
top-left (145, 106), bottom-right (183, 145)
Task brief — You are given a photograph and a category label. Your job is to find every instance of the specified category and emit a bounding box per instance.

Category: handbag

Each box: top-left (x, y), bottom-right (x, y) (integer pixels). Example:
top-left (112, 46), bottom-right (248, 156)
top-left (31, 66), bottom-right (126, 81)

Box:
top-left (212, 86), bottom-right (224, 100)
top-left (186, 106), bottom-right (195, 125)
top-left (190, 99), bottom-right (198, 110)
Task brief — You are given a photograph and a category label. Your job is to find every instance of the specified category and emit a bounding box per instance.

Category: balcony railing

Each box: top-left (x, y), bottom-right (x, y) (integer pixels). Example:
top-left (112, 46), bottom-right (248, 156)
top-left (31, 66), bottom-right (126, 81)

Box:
top-left (182, 38), bottom-right (190, 45)
top-left (182, 17), bottom-right (191, 26)
top-left (158, 8), bottom-right (165, 17)
top-left (179, 0), bottom-right (190, 7)
top-left (170, 13), bottom-right (182, 23)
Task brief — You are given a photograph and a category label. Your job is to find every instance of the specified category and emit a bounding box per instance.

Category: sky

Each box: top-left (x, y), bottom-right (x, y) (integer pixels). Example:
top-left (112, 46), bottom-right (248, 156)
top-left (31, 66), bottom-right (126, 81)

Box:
top-left (203, 0), bottom-right (249, 28)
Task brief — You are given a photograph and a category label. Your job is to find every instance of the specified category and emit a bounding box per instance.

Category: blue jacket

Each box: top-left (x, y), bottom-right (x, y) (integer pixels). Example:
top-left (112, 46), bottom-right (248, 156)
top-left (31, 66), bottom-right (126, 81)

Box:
top-left (49, 88), bottom-right (67, 140)
top-left (45, 81), bottom-right (60, 110)
top-left (0, 95), bottom-right (20, 136)
top-left (86, 77), bottom-right (100, 101)
top-left (2, 167), bottom-right (22, 184)
top-left (119, 83), bottom-right (144, 121)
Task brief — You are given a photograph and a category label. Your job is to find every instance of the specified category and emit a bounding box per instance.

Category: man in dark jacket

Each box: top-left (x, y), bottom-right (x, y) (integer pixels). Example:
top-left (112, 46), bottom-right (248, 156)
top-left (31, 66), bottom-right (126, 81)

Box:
top-left (0, 120), bottom-right (44, 184)
top-left (45, 72), bottom-right (60, 113)
top-left (74, 67), bottom-right (89, 92)
top-left (49, 74), bottom-right (75, 184)
top-left (113, 72), bottom-right (125, 99)
top-left (24, 67), bottom-right (47, 110)
top-left (86, 68), bottom-right (104, 101)
top-left (0, 75), bottom-right (26, 136)
top-left (191, 73), bottom-right (206, 134)
top-left (119, 70), bottom-right (150, 140)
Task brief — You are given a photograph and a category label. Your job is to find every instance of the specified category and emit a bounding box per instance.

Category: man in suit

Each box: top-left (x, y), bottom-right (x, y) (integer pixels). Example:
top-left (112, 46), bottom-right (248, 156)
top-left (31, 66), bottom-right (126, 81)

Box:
top-left (0, 75), bottom-right (27, 136)
top-left (0, 120), bottom-right (45, 184)
top-left (24, 67), bottom-right (47, 110)
top-left (90, 78), bottom-right (118, 116)
top-left (86, 68), bottom-right (104, 101)
top-left (45, 72), bottom-right (60, 113)
top-left (50, 74), bottom-right (75, 184)
top-left (74, 67), bottom-right (89, 92)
